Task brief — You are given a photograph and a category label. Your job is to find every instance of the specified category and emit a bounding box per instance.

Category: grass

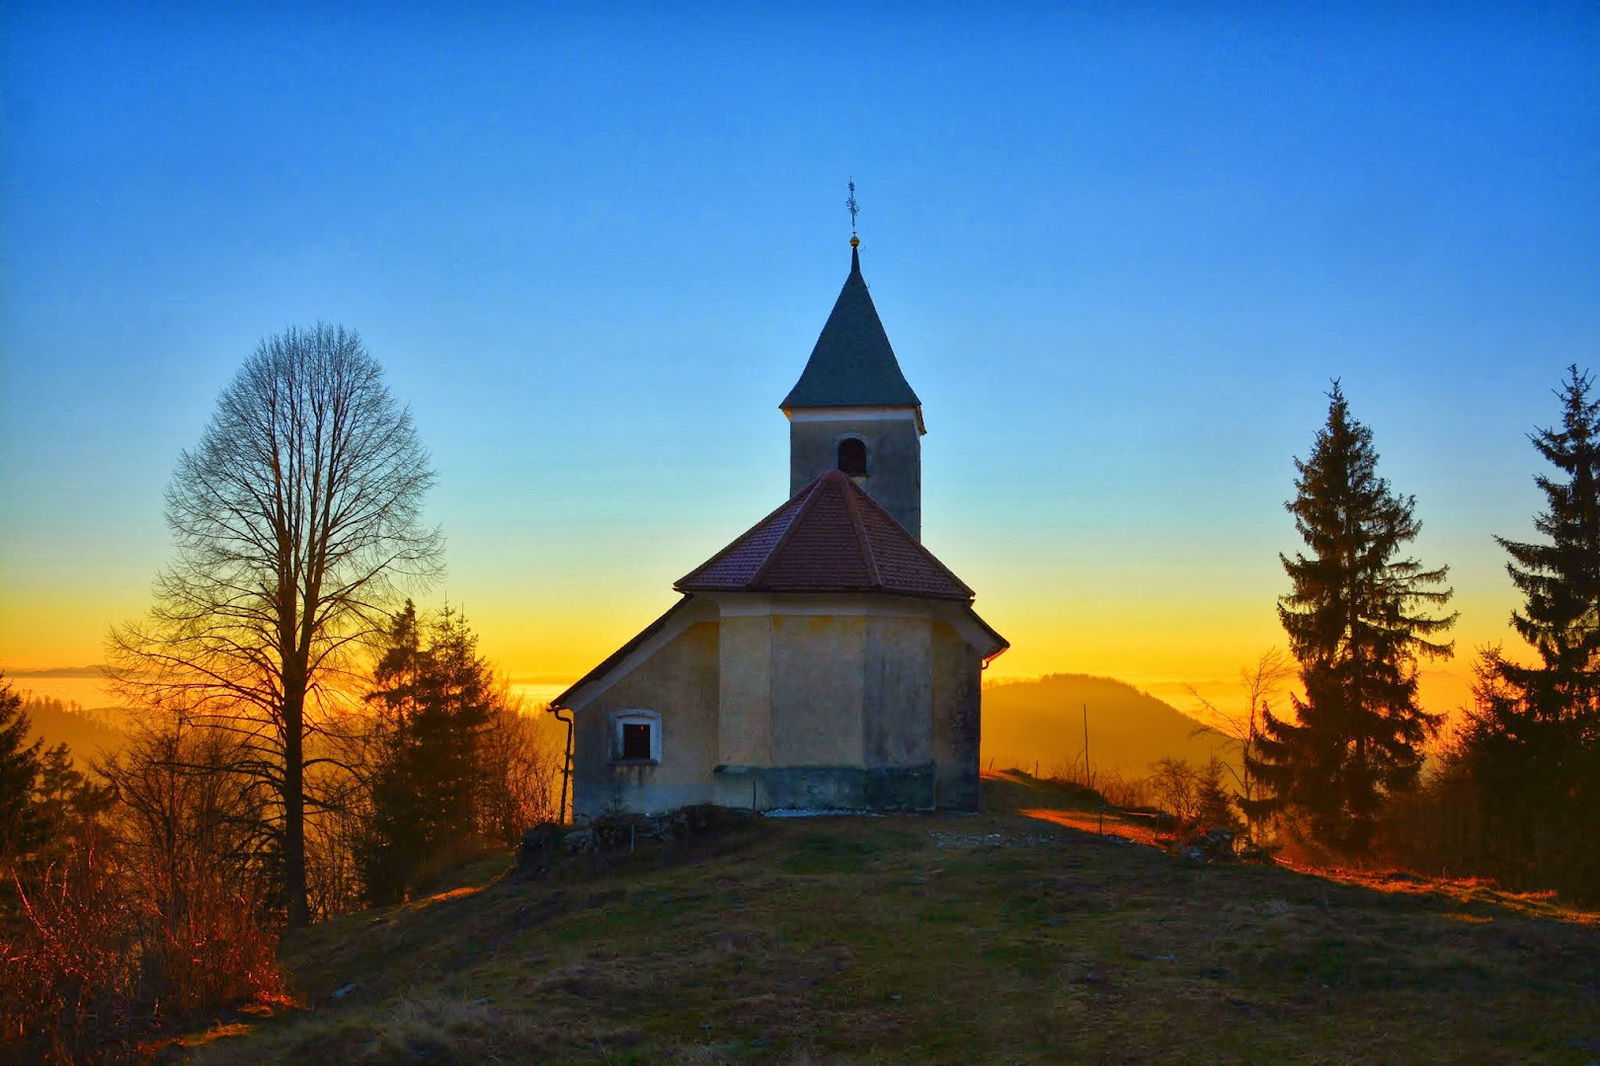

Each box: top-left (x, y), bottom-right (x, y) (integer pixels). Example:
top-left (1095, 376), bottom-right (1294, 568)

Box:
top-left (182, 772), bottom-right (1600, 1064)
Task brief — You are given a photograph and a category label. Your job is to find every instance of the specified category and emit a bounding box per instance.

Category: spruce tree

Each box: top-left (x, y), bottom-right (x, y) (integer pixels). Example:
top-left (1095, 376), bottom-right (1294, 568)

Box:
top-left (0, 675), bottom-right (46, 860)
top-left (1494, 365), bottom-right (1600, 711)
top-left (1246, 383), bottom-right (1456, 853)
top-left (1456, 366), bottom-right (1599, 897)
top-left (361, 604), bottom-right (495, 903)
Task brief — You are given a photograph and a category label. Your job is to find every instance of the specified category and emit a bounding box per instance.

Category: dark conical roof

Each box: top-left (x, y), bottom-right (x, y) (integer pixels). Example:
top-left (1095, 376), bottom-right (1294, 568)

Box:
top-left (780, 246), bottom-right (922, 410)
top-left (676, 469), bottom-right (972, 600)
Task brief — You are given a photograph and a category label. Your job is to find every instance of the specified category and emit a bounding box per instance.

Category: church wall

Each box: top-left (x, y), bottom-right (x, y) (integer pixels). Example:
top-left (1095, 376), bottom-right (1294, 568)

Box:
top-left (717, 614), bottom-right (773, 766)
top-left (769, 615), bottom-right (865, 766)
top-left (863, 613), bottom-right (934, 768)
top-left (566, 594), bottom-right (989, 817)
top-left (571, 621), bottom-right (720, 819)
top-left (789, 415), bottom-right (922, 539)
top-left (931, 620), bottom-right (983, 811)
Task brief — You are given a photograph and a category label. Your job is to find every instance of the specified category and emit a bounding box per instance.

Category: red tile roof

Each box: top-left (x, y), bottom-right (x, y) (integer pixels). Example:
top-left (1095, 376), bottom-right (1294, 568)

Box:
top-left (676, 470), bottom-right (974, 600)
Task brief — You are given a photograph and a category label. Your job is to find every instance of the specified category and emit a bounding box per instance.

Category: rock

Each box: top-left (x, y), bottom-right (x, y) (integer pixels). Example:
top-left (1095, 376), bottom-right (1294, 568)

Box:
top-left (516, 805), bottom-right (762, 876)
top-left (513, 822), bottom-right (568, 876)
top-left (1174, 827), bottom-right (1237, 863)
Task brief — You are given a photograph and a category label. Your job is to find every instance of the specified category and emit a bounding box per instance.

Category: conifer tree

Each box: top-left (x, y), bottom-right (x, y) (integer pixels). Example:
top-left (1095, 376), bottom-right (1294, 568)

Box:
top-left (361, 604), bottom-right (495, 903)
top-left (1456, 366), bottom-right (1599, 896)
top-left (1494, 365), bottom-right (1600, 711)
top-left (1193, 757), bottom-right (1242, 835)
top-left (0, 675), bottom-right (47, 861)
top-left (1245, 383), bottom-right (1456, 852)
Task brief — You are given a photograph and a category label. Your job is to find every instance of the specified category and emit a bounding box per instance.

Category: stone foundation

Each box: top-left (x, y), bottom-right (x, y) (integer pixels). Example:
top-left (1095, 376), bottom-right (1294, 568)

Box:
top-left (712, 763), bottom-right (943, 811)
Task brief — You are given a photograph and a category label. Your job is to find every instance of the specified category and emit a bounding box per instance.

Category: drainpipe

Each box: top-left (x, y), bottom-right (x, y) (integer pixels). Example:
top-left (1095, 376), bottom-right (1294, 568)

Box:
top-left (549, 704), bottom-right (574, 825)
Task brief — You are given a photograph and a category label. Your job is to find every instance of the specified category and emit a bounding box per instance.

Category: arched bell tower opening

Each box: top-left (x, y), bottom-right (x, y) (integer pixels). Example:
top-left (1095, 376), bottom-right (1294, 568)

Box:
top-left (837, 436), bottom-right (868, 477)
top-left (780, 239), bottom-right (925, 539)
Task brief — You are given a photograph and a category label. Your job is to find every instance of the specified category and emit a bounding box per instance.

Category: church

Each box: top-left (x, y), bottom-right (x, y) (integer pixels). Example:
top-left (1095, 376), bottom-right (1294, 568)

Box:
top-left (552, 235), bottom-right (1008, 818)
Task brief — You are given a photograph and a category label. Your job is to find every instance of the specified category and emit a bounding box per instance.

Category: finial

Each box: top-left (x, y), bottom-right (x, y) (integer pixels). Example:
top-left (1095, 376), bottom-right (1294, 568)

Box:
top-left (846, 178), bottom-right (860, 242)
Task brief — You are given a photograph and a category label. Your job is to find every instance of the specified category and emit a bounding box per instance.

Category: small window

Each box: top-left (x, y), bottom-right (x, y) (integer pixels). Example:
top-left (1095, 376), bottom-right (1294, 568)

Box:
top-left (837, 437), bottom-right (868, 477)
top-left (622, 722), bottom-right (652, 760)
top-left (611, 710), bottom-right (662, 763)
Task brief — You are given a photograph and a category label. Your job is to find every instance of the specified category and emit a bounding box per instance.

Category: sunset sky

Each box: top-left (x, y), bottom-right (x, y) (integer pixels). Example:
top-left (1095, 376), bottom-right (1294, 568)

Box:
top-left (3, 3), bottom-right (1596, 719)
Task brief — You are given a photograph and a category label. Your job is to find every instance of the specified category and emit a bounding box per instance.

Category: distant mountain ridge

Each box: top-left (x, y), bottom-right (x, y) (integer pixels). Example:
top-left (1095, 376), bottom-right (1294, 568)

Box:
top-left (982, 673), bottom-right (1230, 777)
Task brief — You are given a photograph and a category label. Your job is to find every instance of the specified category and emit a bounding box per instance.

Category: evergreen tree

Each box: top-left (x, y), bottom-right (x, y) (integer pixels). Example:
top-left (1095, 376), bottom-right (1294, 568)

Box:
top-left (1456, 366), bottom-right (1600, 897)
top-left (361, 604), bottom-right (495, 903)
top-left (31, 742), bottom-right (114, 865)
top-left (0, 675), bottom-right (47, 860)
top-left (1495, 365), bottom-right (1600, 711)
top-left (1246, 383), bottom-right (1456, 853)
top-left (1193, 757), bottom-right (1242, 835)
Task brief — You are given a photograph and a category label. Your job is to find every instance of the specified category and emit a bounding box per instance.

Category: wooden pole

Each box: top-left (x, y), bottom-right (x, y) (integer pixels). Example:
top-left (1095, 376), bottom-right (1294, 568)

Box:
top-left (1082, 704), bottom-right (1091, 786)
top-left (1085, 703), bottom-right (1103, 836)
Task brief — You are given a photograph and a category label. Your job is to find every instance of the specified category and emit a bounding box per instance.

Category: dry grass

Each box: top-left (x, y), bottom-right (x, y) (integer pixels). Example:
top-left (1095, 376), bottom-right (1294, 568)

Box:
top-left (182, 774), bottom-right (1600, 1064)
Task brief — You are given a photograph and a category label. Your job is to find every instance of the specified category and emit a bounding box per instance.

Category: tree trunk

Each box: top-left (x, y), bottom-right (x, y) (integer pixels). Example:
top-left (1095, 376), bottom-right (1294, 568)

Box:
top-left (282, 662), bottom-right (310, 928)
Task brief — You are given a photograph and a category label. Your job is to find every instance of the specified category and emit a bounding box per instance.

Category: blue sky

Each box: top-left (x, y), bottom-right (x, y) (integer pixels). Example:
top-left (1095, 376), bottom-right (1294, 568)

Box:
top-left (2, 2), bottom-right (1596, 712)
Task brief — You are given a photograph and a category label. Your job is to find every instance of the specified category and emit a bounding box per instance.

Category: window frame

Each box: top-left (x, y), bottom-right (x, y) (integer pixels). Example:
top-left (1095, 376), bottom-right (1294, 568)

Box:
top-left (609, 709), bottom-right (662, 764)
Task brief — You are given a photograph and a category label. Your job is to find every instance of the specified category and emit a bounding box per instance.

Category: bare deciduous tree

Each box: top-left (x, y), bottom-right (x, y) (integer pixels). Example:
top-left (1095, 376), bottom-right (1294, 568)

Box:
top-left (1148, 757), bottom-right (1197, 823)
top-left (477, 686), bottom-right (564, 844)
top-left (109, 324), bottom-right (440, 926)
top-left (1187, 648), bottom-right (1294, 820)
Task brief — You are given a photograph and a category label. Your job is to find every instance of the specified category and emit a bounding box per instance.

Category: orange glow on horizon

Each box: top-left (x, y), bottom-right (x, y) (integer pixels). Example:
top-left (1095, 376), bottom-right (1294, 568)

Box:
top-left (1, 577), bottom-right (1521, 743)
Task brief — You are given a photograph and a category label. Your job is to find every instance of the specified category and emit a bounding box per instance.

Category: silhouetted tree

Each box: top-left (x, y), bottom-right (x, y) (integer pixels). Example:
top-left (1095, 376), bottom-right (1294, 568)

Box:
top-left (0, 676), bottom-right (108, 879)
top-left (0, 675), bottom-right (47, 863)
top-left (1187, 648), bottom-right (1292, 835)
top-left (1454, 365), bottom-right (1600, 897)
top-left (1246, 383), bottom-right (1456, 853)
top-left (109, 324), bottom-right (441, 926)
top-left (1494, 365), bottom-right (1600, 712)
top-left (360, 604), bottom-right (495, 903)
top-left (31, 743), bottom-right (112, 867)
top-left (1148, 757), bottom-right (1196, 823)
top-left (1193, 757), bottom-right (1242, 834)
top-left (476, 689), bottom-right (564, 845)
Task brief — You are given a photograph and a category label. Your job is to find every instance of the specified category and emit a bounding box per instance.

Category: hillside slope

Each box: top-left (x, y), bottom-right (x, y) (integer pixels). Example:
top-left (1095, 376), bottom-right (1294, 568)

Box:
top-left (20, 696), bottom-right (129, 767)
top-left (184, 780), bottom-right (1600, 1064)
top-left (983, 673), bottom-right (1226, 775)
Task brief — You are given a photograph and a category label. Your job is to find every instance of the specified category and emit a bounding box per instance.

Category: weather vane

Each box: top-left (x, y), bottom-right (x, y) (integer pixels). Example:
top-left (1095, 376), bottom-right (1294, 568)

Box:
top-left (846, 179), bottom-right (860, 239)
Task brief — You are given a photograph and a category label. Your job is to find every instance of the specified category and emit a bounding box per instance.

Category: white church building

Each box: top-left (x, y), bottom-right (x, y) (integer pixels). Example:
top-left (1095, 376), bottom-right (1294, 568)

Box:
top-left (551, 237), bottom-right (1007, 817)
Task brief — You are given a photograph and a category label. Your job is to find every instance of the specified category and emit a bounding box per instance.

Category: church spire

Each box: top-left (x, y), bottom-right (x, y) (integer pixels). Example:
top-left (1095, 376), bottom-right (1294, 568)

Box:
top-left (779, 238), bottom-right (921, 412)
top-left (781, 198), bottom-right (926, 539)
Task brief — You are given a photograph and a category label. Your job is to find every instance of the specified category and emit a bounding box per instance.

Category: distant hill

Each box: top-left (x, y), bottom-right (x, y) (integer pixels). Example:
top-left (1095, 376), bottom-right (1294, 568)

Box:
top-left (19, 696), bottom-right (129, 767)
top-left (982, 673), bottom-right (1232, 778)
top-left (9, 665), bottom-right (108, 678)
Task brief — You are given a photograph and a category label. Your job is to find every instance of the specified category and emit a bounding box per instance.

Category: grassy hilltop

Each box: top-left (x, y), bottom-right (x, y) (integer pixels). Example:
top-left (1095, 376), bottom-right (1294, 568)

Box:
top-left (180, 776), bottom-right (1600, 1065)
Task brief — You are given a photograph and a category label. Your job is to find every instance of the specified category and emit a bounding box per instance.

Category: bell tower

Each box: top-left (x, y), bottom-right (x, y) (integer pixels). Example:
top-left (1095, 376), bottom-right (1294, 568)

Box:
top-left (780, 237), bottom-right (925, 540)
